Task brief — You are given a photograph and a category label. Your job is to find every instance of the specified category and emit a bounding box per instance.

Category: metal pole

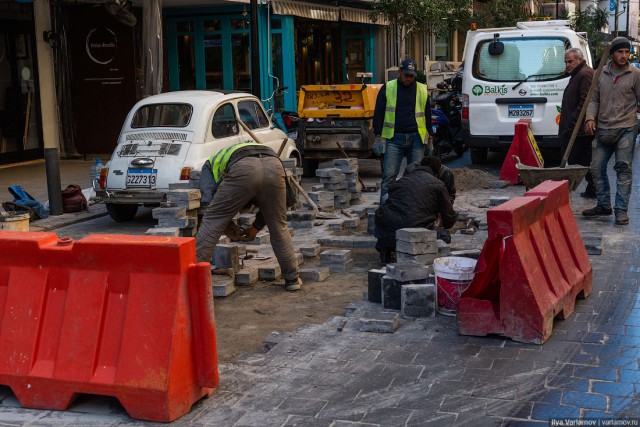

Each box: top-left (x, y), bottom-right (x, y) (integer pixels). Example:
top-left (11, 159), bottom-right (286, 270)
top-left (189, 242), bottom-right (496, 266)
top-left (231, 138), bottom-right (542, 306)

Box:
top-left (34, 0), bottom-right (63, 215)
top-left (556, 0), bottom-right (559, 18)
top-left (250, 0), bottom-right (261, 97)
top-left (615, 0), bottom-right (619, 37)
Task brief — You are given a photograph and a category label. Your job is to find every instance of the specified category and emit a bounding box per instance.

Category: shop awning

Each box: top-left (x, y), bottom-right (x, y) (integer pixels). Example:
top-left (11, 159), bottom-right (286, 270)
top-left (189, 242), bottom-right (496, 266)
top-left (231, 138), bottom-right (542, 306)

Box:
top-left (271, 0), bottom-right (339, 21)
top-left (340, 6), bottom-right (388, 25)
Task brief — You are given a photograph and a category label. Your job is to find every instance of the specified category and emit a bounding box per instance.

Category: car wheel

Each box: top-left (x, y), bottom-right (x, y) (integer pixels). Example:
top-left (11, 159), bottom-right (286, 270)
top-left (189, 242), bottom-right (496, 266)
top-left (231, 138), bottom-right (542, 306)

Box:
top-left (106, 203), bottom-right (139, 222)
top-left (470, 148), bottom-right (488, 164)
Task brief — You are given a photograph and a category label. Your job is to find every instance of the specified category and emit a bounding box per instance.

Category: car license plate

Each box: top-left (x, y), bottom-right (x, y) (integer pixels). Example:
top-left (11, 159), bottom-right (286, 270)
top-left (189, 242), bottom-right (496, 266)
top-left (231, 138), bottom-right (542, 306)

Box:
top-left (127, 168), bottom-right (157, 188)
top-left (508, 105), bottom-right (534, 118)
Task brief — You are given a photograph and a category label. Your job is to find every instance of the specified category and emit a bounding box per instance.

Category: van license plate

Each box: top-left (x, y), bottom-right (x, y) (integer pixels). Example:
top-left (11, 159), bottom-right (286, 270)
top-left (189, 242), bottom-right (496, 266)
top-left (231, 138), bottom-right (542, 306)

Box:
top-left (127, 168), bottom-right (157, 188)
top-left (508, 105), bottom-right (534, 118)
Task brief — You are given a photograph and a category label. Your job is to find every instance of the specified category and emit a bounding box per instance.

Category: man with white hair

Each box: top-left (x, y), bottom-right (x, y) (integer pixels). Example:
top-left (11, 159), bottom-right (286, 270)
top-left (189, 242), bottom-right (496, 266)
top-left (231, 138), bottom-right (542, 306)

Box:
top-left (558, 47), bottom-right (595, 198)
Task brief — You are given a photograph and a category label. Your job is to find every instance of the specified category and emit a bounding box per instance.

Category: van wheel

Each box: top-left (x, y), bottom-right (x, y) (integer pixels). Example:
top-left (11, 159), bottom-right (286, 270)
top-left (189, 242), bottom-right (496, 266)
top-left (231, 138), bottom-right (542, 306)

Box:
top-left (470, 148), bottom-right (488, 164)
top-left (302, 158), bottom-right (319, 177)
top-left (106, 203), bottom-right (139, 222)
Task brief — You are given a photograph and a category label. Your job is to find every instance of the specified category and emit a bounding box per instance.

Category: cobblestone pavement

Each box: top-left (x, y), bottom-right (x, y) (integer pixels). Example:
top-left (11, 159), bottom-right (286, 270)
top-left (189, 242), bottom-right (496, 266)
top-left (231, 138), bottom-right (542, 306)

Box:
top-left (1, 155), bottom-right (639, 426)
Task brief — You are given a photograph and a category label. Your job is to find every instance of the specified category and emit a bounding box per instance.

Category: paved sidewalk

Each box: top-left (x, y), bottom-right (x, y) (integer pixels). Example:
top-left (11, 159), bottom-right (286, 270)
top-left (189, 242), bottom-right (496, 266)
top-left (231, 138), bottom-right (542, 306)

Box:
top-left (0, 157), bottom-right (639, 425)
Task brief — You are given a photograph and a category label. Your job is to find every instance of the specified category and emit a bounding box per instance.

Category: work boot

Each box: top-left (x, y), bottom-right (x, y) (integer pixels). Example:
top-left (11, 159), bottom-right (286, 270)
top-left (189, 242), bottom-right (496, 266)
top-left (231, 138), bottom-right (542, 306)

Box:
top-left (582, 206), bottom-right (613, 216)
top-left (615, 211), bottom-right (629, 225)
top-left (285, 277), bottom-right (303, 292)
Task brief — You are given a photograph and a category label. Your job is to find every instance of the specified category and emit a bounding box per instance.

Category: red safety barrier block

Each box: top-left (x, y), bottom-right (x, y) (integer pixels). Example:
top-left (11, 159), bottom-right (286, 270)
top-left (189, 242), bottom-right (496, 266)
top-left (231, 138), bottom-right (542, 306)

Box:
top-left (500, 119), bottom-right (544, 184)
top-left (457, 180), bottom-right (592, 344)
top-left (0, 232), bottom-right (218, 422)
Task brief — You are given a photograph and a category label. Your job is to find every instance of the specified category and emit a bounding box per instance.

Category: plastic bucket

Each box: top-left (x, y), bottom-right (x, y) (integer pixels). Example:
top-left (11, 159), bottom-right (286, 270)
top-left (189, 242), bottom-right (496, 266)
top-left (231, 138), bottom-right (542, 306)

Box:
top-left (0, 211), bottom-right (30, 231)
top-left (433, 256), bottom-right (477, 316)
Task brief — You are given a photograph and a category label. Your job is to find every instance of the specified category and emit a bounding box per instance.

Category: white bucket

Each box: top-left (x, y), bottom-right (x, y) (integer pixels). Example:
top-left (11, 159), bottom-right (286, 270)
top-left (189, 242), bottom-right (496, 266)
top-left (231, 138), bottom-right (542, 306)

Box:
top-left (433, 256), bottom-right (477, 316)
top-left (0, 211), bottom-right (30, 231)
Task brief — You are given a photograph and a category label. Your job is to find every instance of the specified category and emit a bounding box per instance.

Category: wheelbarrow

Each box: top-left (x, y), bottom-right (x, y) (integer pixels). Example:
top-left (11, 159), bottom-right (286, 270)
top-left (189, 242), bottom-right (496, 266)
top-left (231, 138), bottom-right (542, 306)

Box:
top-left (513, 155), bottom-right (589, 191)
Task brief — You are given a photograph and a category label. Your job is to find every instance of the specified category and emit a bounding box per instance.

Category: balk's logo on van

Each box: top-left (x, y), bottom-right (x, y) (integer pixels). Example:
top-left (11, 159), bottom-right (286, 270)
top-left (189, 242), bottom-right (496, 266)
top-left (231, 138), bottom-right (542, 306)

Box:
top-left (472, 85), bottom-right (483, 96)
top-left (484, 85), bottom-right (508, 96)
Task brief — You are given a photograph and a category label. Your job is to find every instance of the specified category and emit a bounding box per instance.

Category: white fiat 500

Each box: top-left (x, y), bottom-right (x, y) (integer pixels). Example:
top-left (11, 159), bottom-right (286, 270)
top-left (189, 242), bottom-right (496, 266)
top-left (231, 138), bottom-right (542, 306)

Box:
top-left (96, 91), bottom-right (301, 222)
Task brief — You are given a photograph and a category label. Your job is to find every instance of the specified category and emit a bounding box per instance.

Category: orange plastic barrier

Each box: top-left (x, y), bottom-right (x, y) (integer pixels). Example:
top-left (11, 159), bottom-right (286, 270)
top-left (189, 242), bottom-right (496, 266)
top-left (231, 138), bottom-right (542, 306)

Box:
top-left (0, 232), bottom-right (218, 422)
top-left (499, 119), bottom-right (544, 184)
top-left (457, 180), bottom-right (592, 344)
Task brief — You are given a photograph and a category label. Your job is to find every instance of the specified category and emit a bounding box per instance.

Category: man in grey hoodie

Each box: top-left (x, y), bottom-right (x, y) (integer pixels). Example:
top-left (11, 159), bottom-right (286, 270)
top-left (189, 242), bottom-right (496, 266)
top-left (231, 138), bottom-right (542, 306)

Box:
top-left (582, 37), bottom-right (640, 225)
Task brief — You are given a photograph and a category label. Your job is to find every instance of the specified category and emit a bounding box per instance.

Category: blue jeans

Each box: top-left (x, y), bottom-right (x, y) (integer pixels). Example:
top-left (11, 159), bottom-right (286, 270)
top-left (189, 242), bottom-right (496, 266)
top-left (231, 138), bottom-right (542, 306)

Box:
top-left (380, 132), bottom-right (425, 201)
top-left (590, 126), bottom-right (637, 212)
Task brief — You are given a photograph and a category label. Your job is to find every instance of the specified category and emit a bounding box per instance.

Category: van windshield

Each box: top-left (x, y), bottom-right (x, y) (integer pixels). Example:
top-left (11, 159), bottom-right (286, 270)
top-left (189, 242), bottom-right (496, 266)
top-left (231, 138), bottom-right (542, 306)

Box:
top-left (473, 37), bottom-right (569, 82)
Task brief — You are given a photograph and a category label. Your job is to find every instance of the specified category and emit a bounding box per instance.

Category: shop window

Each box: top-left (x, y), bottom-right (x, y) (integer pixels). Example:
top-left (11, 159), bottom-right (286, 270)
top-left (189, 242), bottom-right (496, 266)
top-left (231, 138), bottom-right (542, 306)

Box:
top-left (231, 19), bottom-right (249, 30)
top-left (435, 34), bottom-right (450, 61)
top-left (203, 20), bottom-right (221, 31)
top-left (204, 34), bottom-right (223, 89)
top-left (232, 33), bottom-right (250, 91)
top-left (177, 33), bottom-right (195, 90)
top-left (176, 21), bottom-right (193, 32)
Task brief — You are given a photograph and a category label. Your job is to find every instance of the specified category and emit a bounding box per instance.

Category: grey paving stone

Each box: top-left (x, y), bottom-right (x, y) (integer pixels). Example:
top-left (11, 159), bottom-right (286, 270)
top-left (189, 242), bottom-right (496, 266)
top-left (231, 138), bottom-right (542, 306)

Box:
top-left (396, 240), bottom-right (438, 255)
top-left (395, 228), bottom-right (436, 243)
top-left (213, 280), bottom-right (236, 297)
top-left (367, 268), bottom-right (386, 304)
top-left (299, 266), bottom-right (330, 282)
top-left (361, 407), bottom-right (412, 425)
top-left (354, 311), bottom-right (400, 333)
top-left (235, 268), bottom-right (258, 285)
top-left (151, 206), bottom-right (186, 219)
top-left (320, 249), bottom-right (352, 263)
top-left (299, 243), bottom-right (321, 257)
top-left (259, 265), bottom-right (282, 280)
top-left (325, 259), bottom-right (354, 273)
top-left (275, 397), bottom-right (327, 417)
top-left (385, 261), bottom-right (431, 282)
top-left (401, 284), bottom-right (436, 318)
top-left (233, 410), bottom-right (288, 427)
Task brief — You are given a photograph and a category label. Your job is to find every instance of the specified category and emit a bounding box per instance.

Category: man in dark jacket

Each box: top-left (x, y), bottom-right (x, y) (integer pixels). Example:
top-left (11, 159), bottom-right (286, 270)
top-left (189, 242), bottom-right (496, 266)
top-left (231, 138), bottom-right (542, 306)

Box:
top-left (374, 157), bottom-right (457, 263)
top-left (420, 156), bottom-right (456, 203)
top-left (558, 47), bottom-right (595, 198)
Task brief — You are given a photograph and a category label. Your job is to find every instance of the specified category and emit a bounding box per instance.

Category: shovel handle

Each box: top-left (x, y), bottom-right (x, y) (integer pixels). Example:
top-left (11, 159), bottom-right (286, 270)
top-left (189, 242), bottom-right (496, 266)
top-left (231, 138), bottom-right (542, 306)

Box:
top-left (561, 43), bottom-right (610, 168)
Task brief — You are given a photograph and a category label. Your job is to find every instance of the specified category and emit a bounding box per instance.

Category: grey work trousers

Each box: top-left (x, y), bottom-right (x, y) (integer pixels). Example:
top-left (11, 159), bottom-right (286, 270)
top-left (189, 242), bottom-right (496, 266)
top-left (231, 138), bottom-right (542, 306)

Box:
top-left (195, 155), bottom-right (298, 281)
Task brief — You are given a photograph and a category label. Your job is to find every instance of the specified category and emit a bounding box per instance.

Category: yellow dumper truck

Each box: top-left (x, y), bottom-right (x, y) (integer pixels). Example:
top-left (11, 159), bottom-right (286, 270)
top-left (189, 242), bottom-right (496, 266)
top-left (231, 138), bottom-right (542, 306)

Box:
top-left (297, 84), bottom-right (382, 176)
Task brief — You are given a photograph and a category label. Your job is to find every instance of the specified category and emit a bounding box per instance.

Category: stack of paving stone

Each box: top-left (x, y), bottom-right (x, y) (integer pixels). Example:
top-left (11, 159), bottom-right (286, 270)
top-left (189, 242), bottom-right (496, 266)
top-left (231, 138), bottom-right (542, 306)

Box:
top-left (146, 186), bottom-right (201, 237)
top-left (320, 249), bottom-right (353, 272)
top-left (287, 210), bottom-right (317, 229)
top-left (368, 261), bottom-right (436, 318)
top-left (333, 158), bottom-right (362, 205)
top-left (314, 158), bottom-right (362, 211)
top-left (395, 228), bottom-right (439, 264)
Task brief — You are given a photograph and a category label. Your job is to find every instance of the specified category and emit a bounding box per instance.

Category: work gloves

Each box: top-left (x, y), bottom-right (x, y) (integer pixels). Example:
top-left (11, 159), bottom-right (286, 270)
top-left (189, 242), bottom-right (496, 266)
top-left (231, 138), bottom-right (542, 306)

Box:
top-left (373, 136), bottom-right (385, 156)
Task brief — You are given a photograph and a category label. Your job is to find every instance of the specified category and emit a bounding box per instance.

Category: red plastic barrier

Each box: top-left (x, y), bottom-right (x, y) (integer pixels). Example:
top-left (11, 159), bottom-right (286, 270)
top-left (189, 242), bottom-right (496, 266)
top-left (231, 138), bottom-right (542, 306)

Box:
top-left (457, 180), bottom-right (592, 344)
top-left (0, 232), bottom-right (218, 422)
top-left (499, 119), bottom-right (544, 184)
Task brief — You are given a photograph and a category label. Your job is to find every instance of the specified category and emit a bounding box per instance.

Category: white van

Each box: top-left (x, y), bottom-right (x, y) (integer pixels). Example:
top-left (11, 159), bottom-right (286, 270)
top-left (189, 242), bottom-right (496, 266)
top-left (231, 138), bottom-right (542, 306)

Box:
top-left (461, 20), bottom-right (592, 164)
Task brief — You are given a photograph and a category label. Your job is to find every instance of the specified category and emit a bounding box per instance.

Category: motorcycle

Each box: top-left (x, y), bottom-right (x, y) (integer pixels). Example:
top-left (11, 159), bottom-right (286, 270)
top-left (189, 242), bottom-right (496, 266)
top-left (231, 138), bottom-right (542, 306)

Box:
top-left (430, 81), bottom-right (466, 158)
top-left (280, 110), bottom-right (300, 140)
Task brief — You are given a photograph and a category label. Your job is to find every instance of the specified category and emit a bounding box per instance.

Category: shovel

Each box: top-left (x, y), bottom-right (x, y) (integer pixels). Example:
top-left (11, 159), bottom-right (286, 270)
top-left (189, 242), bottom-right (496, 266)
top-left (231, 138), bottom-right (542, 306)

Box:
top-left (514, 43), bottom-right (610, 190)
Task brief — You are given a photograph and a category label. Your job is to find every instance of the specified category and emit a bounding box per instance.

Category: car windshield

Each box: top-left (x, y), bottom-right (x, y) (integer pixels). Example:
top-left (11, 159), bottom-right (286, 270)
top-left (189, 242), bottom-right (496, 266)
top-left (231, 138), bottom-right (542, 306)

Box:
top-left (131, 103), bottom-right (193, 128)
top-left (473, 37), bottom-right (569, 82)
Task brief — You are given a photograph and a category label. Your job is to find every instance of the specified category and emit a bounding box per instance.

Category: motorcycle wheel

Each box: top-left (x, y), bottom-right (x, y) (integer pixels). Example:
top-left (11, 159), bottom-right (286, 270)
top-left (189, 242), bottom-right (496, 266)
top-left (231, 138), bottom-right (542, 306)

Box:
top-left (454, 143), bottom-right (467, 158)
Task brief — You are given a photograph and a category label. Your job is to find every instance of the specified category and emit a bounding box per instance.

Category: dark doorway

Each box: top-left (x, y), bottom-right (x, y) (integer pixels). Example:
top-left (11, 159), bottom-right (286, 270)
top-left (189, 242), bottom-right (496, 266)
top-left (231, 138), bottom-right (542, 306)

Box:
top-left (66, 5), bottom-right (137, 154)
top-left (0, 20), bottom-right (43, 165)
top-left (294, 18), bottom-right (342, 87)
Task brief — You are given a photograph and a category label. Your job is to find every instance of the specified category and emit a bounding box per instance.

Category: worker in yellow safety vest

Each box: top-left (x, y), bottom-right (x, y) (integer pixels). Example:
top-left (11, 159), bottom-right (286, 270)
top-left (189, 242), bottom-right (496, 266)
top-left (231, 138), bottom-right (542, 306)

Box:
top-left (373, 58), bottom-right (431, 202)
top-left (196, 141), bottom-right (302, 291)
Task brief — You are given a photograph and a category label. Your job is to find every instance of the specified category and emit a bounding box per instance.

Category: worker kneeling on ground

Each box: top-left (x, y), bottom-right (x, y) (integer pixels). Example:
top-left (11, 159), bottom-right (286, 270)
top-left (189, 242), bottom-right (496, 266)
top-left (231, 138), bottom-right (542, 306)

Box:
top-left (374, 156), bottom-right (458, 263)
top-left (196, 141), bottom-right (303, 291)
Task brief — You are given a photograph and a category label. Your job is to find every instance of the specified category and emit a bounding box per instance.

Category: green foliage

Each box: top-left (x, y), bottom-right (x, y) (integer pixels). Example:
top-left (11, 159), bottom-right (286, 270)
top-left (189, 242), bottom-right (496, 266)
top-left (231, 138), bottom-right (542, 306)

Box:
top-left (569, 6), bottom-right (609, 60)
top-left (473, 0), bottom-right (531, 28)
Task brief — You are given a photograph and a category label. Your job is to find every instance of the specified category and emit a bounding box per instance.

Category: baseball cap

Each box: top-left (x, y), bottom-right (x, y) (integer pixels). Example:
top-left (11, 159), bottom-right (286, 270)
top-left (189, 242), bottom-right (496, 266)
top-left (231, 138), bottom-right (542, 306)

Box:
top-left (400, 59), bottom-right (418, 76)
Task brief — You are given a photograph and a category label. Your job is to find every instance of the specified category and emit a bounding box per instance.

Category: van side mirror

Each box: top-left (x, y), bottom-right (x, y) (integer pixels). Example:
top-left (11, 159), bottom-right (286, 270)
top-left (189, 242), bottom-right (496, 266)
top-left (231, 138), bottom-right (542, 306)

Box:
top-left (488, 33), bottom-right (504, 56)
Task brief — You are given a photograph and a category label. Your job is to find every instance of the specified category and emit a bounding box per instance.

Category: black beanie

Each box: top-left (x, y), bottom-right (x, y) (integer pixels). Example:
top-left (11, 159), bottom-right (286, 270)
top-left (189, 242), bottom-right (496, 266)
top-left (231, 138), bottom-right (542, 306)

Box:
top-left (610, 36), bottom-right (631, 54)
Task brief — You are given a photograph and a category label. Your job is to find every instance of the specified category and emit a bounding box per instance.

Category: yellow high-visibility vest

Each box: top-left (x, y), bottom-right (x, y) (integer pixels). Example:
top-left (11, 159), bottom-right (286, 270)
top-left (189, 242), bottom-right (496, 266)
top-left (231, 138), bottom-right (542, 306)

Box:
top-left (381, 79), bottom-right (428, 143)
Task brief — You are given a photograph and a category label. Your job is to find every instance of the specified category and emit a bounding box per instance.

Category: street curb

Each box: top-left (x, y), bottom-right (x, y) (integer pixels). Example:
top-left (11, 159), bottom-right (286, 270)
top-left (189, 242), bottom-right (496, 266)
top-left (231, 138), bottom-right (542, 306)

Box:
top-left (28, 204), bottom-right (109, 232)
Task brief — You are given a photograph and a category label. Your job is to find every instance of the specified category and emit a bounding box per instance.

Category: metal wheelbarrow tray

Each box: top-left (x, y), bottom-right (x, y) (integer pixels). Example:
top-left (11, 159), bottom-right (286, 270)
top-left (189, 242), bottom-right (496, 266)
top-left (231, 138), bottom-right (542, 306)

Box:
top-left (514, 156), bottom-right (589, 191)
